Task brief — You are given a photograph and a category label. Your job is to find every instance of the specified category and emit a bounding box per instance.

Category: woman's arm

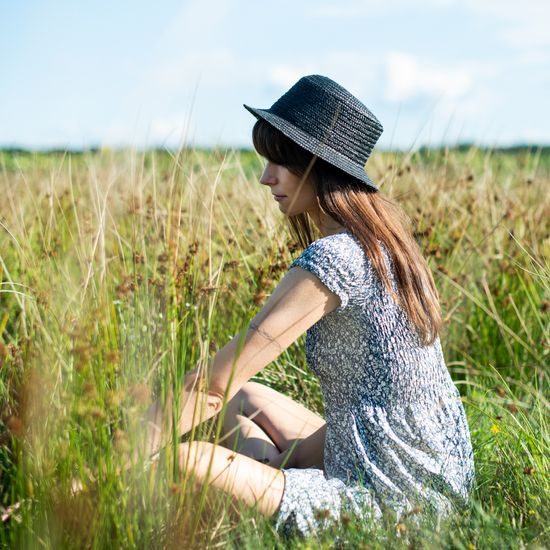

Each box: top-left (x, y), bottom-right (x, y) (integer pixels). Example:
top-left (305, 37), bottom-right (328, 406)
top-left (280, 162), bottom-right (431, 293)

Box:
top-left (134, 265), bottom-right (340, 460)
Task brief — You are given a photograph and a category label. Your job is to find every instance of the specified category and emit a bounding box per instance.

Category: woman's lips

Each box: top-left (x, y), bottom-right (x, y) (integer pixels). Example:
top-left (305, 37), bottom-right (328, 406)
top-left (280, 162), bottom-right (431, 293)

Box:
top-left (273, 194), bottom-right (286, 201)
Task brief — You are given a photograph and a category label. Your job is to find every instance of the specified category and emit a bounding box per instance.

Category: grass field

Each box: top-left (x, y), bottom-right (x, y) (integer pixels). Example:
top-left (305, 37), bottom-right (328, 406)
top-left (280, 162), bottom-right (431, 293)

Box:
top-left (0, 146), bottom-right (548, 548)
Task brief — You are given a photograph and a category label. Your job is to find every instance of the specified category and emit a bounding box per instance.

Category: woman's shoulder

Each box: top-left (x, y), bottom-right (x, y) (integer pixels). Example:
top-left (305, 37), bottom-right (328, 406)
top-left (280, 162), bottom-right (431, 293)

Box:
top-left (290, 231), bottom-right (364, 269)
top-left (288, 230), bottom-right (377, 309)
top-left (296, 230), bottom-right (389, 269)
top-left (301, 230), bottom-right (361, 254)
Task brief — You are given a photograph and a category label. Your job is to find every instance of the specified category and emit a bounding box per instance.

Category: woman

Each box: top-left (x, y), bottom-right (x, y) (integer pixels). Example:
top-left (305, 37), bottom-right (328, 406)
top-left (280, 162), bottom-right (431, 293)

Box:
top-left (140, 75), bottom-right (475, 538)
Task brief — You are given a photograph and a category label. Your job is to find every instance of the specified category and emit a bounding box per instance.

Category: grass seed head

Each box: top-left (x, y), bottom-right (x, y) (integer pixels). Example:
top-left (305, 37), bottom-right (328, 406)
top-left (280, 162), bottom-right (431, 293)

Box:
top-left (6, 416), bottom-right (25, 438)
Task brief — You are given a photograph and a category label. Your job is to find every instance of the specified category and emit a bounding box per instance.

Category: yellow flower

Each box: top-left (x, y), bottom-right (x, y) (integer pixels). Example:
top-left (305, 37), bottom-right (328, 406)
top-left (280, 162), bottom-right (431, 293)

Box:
top-left (467, 544), bottom-right (476, 550)
top-left (490, 424), bottom-right (501, 434)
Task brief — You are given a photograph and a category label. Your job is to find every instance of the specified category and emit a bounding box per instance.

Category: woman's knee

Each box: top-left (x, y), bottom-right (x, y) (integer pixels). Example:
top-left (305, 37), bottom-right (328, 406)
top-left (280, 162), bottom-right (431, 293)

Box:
top-left (178, 441), bottom-right (214, 474)
top-left (235, 380), bottom-right (281, 412)
top-left (223, 381), bottom-right (263, 420)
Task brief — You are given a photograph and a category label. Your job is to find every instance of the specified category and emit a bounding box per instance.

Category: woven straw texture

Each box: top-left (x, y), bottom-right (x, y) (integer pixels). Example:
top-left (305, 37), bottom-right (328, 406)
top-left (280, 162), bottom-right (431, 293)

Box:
top-left (244, 75), bottom-right (383, 190)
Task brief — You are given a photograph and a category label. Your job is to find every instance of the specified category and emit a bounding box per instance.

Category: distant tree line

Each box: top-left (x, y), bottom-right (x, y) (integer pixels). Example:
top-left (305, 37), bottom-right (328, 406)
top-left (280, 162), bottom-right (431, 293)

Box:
top-left (1, 144), bottom-right (549, 156)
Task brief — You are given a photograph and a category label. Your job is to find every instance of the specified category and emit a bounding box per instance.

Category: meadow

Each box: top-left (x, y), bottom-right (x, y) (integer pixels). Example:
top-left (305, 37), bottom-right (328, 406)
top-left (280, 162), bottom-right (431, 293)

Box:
top-left (0, 145), bottom-right (548, 549)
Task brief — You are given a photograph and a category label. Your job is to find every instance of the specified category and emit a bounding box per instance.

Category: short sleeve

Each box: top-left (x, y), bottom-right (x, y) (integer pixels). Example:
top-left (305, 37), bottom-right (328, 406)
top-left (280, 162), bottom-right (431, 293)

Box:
top-left (288, 232), bottom-right (367, 311)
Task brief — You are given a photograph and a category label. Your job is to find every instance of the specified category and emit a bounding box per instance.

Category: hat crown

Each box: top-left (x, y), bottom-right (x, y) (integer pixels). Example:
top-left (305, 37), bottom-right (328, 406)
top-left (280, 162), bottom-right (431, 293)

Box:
top-left (269, 75), bottom-right (383, 165)
top-left (244, 74), bottom-right (383, 190)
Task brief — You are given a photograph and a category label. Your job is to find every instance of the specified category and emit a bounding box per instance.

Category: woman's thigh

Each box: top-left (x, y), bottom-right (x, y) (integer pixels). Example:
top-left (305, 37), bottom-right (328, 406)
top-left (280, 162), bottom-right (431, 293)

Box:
top-left (176, 441), bottom-right (285, 517)
top-left (223, 381), bottom-right (325, 453)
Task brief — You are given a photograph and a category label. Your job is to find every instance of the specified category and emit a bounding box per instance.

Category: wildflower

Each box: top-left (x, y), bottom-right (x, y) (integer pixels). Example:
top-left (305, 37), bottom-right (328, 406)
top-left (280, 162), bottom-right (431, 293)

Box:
top-left (90, 407), bottom-right (105, 420)
top-left (82, 382), bottom-right (96, 397)
top-left (396, 522), bottom-right (407, 534)
top-left (490, 424), bottom-right (501, 434)
top-left (199, 286), bottom-right (217, 296)
top-left (113, 430), bottom-right (129, 452)
top-left (0, 342), bottom-right (8, 367)
top-left (253, 290), bottom-right (267, 305)
top-left (288, 241), bottom-right (300, 254)
top-left (6, 416), bottom-right (25, 437)
top-left (507, 403), bottom-right (519, 414)
top-left (1, 501), bottom-right (22, 523)
top-left (106, 390), bottom-right (124, 409)
top-left (133, 251), bottom-right (145, 264)
top-left (128, 383), bottom-right (150, 406)
top-left (403, 505), bottom-right (423, 517)
top-left (223, 260), bottom-right (240, 270)
top-left (341, 513), bottom-right (351, 527)
top-left (313, 508), bottom-right (331, 520)
top-left (105, 351), bottom-right (120, 364)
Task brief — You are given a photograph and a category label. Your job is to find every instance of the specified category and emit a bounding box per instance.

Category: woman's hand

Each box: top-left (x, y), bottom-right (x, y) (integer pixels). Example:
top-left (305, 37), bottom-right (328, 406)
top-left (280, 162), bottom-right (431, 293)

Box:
top-left (124, 368), bottom-right (225, 468)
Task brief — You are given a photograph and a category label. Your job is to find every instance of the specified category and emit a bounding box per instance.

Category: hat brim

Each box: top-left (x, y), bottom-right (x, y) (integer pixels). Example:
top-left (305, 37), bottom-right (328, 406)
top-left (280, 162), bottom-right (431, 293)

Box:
top-left (243, 104), bottom-right (378, 190)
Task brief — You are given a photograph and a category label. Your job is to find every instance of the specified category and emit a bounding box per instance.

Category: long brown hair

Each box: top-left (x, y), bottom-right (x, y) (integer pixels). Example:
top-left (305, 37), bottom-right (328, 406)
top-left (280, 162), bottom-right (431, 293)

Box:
top-left (252, 119), bottom-right (443, 346)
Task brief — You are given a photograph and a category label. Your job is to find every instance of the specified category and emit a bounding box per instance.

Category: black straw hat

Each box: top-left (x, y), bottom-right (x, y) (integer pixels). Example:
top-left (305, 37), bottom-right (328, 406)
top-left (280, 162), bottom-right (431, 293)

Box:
top-left (244, 75), bottom-right (383, 191)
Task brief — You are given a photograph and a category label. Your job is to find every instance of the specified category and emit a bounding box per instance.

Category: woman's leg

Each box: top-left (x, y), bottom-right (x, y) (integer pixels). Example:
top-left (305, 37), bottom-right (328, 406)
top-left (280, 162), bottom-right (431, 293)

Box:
top-left (176, 440), bottom-right (285, 517)
top-left (218, 381), bottom-right (325, 465)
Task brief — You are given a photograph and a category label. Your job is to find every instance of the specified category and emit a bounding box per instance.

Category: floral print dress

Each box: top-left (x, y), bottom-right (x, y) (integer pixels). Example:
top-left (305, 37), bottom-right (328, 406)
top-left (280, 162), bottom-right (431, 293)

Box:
top-left (273, 231), bottom-right (475, 538)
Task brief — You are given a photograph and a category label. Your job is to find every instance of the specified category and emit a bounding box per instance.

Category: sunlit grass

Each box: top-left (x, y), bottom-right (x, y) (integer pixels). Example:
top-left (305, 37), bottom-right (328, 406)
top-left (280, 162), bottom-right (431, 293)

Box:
top-left (0, 146), bottom-right (548, 548)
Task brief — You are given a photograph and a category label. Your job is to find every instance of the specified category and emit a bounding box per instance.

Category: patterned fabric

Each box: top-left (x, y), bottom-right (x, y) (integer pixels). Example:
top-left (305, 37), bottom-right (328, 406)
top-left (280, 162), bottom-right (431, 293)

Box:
top-left (273, 231), bottom-right (475, 539)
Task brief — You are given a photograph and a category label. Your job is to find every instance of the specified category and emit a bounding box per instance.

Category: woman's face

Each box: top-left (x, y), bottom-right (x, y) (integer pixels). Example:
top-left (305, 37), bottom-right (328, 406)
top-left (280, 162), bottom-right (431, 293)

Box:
top-left (259, 161), bottom-right (318, 217)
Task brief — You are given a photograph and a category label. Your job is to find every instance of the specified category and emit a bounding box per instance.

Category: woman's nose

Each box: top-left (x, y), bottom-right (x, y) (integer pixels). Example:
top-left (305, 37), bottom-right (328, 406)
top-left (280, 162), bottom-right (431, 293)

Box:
top-left (259, 162), bottom-right (276, 186)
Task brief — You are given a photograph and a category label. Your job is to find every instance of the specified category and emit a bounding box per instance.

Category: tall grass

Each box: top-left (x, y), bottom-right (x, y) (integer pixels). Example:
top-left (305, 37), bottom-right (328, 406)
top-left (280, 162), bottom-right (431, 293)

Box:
top-left (0, 146), bottom-right (548, 548)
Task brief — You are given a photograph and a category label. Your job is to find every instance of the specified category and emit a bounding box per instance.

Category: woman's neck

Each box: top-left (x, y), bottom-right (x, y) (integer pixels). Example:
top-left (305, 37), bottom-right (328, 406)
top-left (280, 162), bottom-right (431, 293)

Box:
top-left (309, 210), bottom-right (347, 237)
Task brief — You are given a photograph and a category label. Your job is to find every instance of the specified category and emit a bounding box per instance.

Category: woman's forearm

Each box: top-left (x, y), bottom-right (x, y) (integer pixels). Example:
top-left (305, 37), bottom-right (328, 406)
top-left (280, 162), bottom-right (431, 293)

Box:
top-left (131, 323), bottom-right (272, 462)
top-left (132, 368), bottom-right (224, 461)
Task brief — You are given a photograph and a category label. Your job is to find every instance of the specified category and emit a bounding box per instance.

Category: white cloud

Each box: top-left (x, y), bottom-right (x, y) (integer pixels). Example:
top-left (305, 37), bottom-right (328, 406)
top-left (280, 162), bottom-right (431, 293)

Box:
top-left (152, 49), bottom-right (238, 92)
top-left (124, 0), bottom-right (245, 111)
top-left (462, 0), bottom-right (550, 49)
top-left (314, 0), bottom-right (550, 50)
top-left (267, 53), bottom-right (381, 99)
top-left (100, 112), bottom-right (196, 148)
top-left (384, 52), bottom-right (473, 102)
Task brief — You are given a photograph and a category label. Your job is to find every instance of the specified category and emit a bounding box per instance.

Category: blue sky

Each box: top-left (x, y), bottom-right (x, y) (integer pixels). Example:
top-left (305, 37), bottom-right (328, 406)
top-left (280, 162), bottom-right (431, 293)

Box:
top-left (1, 0), bottom-right (549, 150)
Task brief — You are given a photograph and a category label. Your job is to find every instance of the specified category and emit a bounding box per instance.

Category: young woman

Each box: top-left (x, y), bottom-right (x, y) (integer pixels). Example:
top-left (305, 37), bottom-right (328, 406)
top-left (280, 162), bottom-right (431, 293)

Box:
top-left (140, 75), bottom-right (475, 538)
